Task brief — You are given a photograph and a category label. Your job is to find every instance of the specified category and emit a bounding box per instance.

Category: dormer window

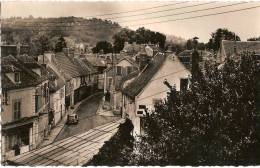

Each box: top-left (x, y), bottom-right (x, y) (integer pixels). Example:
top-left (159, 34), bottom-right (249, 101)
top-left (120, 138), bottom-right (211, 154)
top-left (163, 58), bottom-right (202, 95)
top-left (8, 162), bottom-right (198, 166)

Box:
top-left (14, 72), bottom-right (21, 83)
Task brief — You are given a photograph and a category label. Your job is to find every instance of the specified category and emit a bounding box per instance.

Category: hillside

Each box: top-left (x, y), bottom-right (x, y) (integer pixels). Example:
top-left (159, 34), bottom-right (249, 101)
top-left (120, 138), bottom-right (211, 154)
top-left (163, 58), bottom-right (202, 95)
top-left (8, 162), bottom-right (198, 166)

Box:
top-left (2, 17), bottom-right (122, 47)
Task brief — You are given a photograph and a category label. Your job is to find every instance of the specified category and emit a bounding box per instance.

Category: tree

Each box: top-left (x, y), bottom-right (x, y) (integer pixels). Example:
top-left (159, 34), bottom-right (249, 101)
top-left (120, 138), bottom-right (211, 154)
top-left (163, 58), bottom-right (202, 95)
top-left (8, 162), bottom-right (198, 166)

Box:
top-left (131, 52), bottom-right (259, 165)
top-left (207, 28), bottom-right (240, 51)
top-left (247, 37), bottom-right (260, 41)
top-left (113, 27), bottom-right (166, 53)
top-left (186, 39), bottom-right (194, 50)
top-left (55, 36), bottom-right (67, 52)
top-left (113, 28), bottom-right (135, 53)
top-left (92, 41), bottom-right (113, 54)
top-left (86, 119), bottom-right (134, 166)
top-left (29, 33), bottom-right (51, 56)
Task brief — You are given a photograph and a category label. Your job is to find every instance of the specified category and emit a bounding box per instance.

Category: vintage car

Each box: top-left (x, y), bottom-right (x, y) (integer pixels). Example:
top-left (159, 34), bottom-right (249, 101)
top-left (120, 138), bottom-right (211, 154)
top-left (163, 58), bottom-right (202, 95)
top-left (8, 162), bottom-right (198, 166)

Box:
top-left (67, 114), bottom-right (79, 124)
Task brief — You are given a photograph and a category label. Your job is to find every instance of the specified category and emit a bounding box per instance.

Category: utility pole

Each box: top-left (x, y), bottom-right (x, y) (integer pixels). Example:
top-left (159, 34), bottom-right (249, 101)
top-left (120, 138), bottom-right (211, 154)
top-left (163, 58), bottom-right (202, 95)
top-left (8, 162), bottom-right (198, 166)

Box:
top-left (112, 46), bottom-right (116, 110)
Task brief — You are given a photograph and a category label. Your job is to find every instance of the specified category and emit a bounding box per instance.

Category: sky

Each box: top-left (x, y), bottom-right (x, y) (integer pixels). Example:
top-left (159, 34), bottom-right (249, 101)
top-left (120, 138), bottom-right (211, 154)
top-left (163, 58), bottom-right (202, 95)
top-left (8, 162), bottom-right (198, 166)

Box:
top-left (1, 1), bottom-right (260, 42)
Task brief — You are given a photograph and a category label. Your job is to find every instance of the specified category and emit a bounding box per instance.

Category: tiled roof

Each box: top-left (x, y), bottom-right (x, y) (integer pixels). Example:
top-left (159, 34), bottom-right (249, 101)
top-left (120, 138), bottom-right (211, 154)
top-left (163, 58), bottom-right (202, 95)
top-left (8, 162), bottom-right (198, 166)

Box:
top-left (16, 54), bottom-right (42, 69)
top-left (2, 65), bottom-right (22, 73)
top-left (81, 58), bottom-right (98, 74)
top-left (118, 70), bottom-right (139, 91)
top-left (177, 50), bottom-right (213, 70)
top-left (122, 53), bottom-right (166, 98)
top-left (2, 55), bottom-right (48, 90)
top-left (74, 57), bottom-right (98, 75)
top-left (222, 40), bottom-right (260, 57)
top-left (53, 52), bottom-right (82, 79)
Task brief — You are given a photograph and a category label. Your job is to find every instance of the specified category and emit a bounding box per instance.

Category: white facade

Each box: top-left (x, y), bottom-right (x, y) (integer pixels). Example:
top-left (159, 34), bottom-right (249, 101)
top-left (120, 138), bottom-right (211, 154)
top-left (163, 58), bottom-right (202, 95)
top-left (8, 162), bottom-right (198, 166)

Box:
top-left (50, 86), bottom-right (66, 125)
top-left (123, 55), bottom-right (191, 135)
top-left (1, 79), bottom-right (50, 160)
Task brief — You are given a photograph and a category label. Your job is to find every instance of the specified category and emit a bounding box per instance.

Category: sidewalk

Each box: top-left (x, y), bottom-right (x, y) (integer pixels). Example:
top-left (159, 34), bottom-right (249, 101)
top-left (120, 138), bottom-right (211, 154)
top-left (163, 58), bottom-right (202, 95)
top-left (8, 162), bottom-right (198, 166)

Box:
top-left (39, 92), bottom-right (102, 148)
top-left (97, 100), bottom-right (121, 117)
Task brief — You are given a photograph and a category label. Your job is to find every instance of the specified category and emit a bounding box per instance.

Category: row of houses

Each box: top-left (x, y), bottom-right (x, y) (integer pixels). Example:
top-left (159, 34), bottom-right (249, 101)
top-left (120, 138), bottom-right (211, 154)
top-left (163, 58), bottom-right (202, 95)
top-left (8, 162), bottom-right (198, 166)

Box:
top-left (102, 40), bottom-right (260, 136)
top-left (1, 48), bottom-right (100, 161)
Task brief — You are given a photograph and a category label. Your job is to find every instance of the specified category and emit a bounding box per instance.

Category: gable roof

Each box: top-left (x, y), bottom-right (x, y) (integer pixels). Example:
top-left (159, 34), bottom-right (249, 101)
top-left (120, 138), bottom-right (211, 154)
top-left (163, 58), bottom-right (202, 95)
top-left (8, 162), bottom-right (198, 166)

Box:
top-left (118, 70), bottom-right (139, 91)
top-left (118, 56), bottom-right (138, 67)
top-left (104, 56), bottom-right (138, 72)
top-left (177, 49), bottom-right (213, 70)
top-left (73, 57), bottom-right (97, 75)
top-left (53, 52), bottom-right (82, 80)
top-left (222, 40), bottom-right (260, 57)
top-left (122, 52), bottom-right (166, 99)
top-left (80, 58), bottom-right (98, 74)
top-left (2, 55), bottom-right (48, 90)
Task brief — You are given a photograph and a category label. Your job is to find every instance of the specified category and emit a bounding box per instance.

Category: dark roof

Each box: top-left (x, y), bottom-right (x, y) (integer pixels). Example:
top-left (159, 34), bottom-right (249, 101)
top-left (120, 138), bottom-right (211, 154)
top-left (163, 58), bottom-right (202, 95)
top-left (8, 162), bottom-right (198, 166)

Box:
top-left (81, 58), bottom-right (98, 73)
top-left (53, 52), bottom-right (82, 79)
top-left (73, 57), bottom-right (97, 75)
top-left (222, 40), bottom-right (260, 57)
top-left (16, 54), bottom-right (42, 69)
top-left (118, 70), bottom-right (139, 91)
top-left (177, 50), bottom-right (213, 70)
top-left (2, 65), bottom-right (22, 73)
top-left (2, 55), bottom-right (48, 90)
top-left (122, 53), bottom-right (166, 98)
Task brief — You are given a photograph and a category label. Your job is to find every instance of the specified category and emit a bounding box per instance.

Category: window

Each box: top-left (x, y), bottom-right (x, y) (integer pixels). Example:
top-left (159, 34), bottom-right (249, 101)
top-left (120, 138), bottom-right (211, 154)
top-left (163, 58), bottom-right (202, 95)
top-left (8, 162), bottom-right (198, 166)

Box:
top-left (180, 78), bottom-right (189, 91)
top-left (14, 72), bottom-right (20, 83)
top-left (139, 105), bottom-right (146, 109)
top-left (116, 66), bottom-right (122, 75)
top-left (13, 99), bottom-right (21, 120)
top-left (127, 66), bottom-right (132, 74)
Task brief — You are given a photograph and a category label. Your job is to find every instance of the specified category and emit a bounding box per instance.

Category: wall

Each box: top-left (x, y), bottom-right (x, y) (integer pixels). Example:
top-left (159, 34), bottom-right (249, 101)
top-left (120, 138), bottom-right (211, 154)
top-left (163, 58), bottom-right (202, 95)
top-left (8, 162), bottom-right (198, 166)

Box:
top-left (136, 56), bottom-right (191, 111)
top-left (50, 86), bottom-right (66, 125)
top-left (2, 87), bottom-right (35, 124)
top-left (125, 55), bottom-right (191, 135)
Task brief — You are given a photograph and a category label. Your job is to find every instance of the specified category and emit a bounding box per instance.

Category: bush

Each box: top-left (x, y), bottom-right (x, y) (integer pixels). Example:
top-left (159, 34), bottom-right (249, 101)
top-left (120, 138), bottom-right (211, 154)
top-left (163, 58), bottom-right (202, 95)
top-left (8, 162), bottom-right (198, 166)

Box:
top-left (85, 119), bottom-right (134, 166)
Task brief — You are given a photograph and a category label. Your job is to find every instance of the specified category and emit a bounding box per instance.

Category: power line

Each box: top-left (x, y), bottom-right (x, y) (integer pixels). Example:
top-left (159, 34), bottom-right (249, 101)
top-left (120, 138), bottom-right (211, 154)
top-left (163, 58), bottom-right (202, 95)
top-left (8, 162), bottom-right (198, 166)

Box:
top-left (1, 2), bottom-right (187, 25)
top-left (120, 2), bottom-right (248, 23)
top-left (86, 1), bottom-right (188, 17)
top-left (129, 5), bottom-right (260, 27)
top-left (105, 2), bottom-right (215, 20)
top-left (2, 3), bottom-right (257, 31)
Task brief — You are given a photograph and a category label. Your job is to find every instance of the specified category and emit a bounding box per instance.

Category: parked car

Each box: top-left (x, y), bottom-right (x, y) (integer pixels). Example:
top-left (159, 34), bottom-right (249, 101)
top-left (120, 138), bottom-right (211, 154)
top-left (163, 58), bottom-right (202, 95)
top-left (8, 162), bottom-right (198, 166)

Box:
top-left (67, 114), bottom-right (79, 124)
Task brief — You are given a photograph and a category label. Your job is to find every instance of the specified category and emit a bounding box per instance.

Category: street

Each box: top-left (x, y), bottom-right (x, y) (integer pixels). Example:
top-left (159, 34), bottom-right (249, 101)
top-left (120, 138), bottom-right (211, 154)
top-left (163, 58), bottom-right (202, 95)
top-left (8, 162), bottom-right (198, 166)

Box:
top-left (54, 93), bottom-right (120, 142)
